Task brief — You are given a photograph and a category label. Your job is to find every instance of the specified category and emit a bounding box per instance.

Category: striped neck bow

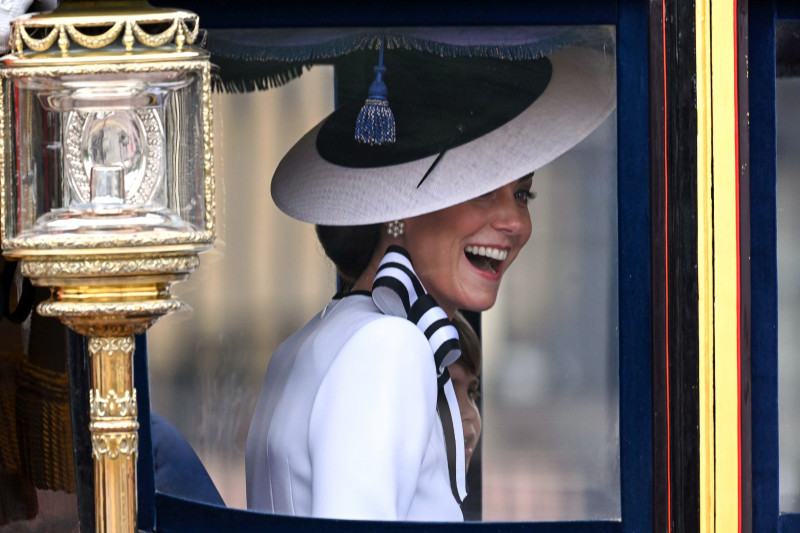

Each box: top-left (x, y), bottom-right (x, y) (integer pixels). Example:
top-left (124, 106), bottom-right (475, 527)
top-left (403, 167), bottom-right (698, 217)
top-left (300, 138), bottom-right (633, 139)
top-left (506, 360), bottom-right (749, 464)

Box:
top-left (372, 245), bottom-right (468, 504)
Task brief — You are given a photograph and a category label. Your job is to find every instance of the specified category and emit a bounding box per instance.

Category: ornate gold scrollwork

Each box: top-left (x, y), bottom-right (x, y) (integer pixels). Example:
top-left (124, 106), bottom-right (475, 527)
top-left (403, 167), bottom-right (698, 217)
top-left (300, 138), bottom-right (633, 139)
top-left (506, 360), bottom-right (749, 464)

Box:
top-left (39, 299), bottom-right (184, 319)
top-left (65, 21), bottom-right (124, 50)
top-left (181, 18), bottom-right (199, 45)
top-left (5, 229), bottom-right (213, 252)
top-left (123, 20), bottom-right (134, 51)
top-left (21, 254), bottom-right (200, 278)
top-left (132, 19), bottom-right (177, 48)
top-left (57, 26), bottom-right (68, 54)
top-left (92, 433), bottom-right (138, 460)
top-left (77, 324), bottom-right (142, 338)
top-left (11, 13), bottom-right (200, 56)
top-left (90, 389), bottom-right (138, 418)
top-left (17, 24), bottom-right (60, 52)
top-left (89, 336), bottom-right (135, 357)
top-left (202, 63), bottom-right (216, 236)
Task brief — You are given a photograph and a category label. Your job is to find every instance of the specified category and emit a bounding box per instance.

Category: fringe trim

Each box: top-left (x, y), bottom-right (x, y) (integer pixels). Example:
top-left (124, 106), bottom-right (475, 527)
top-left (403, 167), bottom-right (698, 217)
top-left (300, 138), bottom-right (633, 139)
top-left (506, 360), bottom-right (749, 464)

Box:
top-left (15, 361), bottom-right (75, 492)
top-left (210, 31), bottom-right (382, 63)
top-left (212, 64), bottom-right (308, 93)
top-left (208, 27), bottom-right (616, 93)
top-left (383, 29), bottom-right (594, 61)
top-left (209, 28), bottom-right (612, 62)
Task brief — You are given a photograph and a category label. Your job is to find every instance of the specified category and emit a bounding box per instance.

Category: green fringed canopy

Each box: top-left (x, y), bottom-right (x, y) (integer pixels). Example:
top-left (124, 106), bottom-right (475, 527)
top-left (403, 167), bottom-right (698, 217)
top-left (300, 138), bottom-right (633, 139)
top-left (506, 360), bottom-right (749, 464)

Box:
top-left (205, 26), bottom-right (614, 92)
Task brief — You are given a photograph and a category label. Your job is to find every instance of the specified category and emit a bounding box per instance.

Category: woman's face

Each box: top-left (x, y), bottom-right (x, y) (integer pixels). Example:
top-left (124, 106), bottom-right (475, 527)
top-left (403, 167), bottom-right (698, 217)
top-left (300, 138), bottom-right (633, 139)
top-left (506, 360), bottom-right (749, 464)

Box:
top-left (400, 177), bottom-right (533, 316)
top-left (448, 363), bottom-right (482, 471)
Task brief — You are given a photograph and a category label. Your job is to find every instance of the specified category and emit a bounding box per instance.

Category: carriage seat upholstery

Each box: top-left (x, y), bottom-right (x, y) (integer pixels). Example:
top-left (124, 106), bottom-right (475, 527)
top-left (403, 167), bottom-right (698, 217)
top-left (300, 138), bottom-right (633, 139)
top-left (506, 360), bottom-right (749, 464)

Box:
top-left (151, 412), bottom-right (225, 507)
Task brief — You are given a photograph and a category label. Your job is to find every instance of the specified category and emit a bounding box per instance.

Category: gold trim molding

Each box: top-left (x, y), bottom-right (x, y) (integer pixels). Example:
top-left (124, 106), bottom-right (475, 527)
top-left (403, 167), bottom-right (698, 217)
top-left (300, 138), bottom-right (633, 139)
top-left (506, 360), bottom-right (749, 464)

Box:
top-left (12, 9), bottom-right (199, 56)
top-left (91, 432), bottom-right (138, 460)
top-left (4, 230), bottom-right (213, 255)
top-left (698, 1), bottom-right (742, 532)
top-left (89, 336), bottom-right (135, 357)
top-left (202, 64), bottom-right (216, 234)
top-left (38, 298), bottom-right (184, 318)
top-left (21, 254), bottom-right (200, 278)
top-left (90, 389), bottom-right (137, 418)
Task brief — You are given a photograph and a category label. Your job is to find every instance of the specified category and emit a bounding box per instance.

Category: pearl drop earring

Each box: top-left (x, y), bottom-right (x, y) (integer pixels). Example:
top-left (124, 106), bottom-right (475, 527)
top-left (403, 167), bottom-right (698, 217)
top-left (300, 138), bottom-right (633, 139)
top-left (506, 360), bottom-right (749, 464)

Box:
top-left (386, 220), bottom-right (405, 238)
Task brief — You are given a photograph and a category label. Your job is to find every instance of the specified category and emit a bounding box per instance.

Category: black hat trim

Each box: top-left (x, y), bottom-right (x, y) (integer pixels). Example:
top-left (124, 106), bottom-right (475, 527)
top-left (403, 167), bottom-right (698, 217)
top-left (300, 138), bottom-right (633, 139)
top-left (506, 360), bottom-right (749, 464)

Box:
top-left (316, 51), bottom-right (552, 168)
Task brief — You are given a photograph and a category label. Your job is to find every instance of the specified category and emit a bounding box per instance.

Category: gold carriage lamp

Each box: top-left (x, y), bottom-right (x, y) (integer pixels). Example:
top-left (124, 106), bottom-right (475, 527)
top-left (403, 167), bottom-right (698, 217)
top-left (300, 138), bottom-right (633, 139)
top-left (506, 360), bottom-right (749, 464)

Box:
top-left (0, 1), bottom-right (215, 531)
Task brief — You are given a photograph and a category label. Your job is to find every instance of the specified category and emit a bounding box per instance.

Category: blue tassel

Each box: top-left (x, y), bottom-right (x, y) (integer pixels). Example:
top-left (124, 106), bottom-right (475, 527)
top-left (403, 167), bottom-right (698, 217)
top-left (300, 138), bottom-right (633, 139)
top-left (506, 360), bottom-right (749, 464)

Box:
top-left (355, 39), bottom-right (396, 145)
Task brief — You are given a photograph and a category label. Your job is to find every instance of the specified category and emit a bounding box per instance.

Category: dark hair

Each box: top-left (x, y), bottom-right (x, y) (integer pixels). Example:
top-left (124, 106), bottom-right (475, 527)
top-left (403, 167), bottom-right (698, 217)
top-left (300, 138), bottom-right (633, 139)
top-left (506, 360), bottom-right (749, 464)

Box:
top-left (315, 224), bottom-right (382, 288)
top-left (451, 312), bottom-right (481, 376)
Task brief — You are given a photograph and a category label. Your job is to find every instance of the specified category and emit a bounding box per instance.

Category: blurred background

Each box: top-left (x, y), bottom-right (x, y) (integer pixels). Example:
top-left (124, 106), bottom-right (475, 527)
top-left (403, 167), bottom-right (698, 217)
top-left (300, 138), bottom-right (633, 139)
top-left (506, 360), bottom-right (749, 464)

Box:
top-left (147, 47), bottom-right (622, 521)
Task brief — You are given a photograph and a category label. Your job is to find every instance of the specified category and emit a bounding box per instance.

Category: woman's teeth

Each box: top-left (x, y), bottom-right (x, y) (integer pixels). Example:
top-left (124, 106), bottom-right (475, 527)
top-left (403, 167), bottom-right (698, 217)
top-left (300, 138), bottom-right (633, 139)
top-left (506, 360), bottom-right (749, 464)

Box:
top-left (464, 245), bottom-right (508, 261)
top-left (464, 245), bottom-right (507, 273)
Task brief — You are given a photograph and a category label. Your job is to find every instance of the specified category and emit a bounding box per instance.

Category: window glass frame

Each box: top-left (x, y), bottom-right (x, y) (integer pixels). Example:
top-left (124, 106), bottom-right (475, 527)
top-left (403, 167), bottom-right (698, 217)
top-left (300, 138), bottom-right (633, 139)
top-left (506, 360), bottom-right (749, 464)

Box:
top-left (752, 0), bottom-right (800, 530)
top-left (130, 1), bottom-right (654, 531)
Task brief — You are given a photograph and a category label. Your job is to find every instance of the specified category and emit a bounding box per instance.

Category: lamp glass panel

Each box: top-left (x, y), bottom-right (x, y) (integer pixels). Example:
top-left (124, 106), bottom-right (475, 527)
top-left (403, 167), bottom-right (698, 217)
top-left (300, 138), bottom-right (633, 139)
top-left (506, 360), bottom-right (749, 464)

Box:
top-left (2, 68), bottom-right (207, 243)
top-left (2, 77), bottom-right (19, 242)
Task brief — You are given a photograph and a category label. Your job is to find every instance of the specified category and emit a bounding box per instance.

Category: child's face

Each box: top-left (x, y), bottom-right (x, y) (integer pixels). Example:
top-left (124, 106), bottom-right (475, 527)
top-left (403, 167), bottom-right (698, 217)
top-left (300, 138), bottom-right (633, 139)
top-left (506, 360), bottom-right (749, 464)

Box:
top-left (448, 363), bottom-right (482, 472)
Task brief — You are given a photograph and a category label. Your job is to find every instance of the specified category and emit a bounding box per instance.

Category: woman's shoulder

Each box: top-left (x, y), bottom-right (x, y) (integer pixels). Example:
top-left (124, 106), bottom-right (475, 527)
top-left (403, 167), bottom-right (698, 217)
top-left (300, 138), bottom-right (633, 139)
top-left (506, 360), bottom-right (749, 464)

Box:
top-left (274, 294), bottom-right (429, 366)
top-left (326, 293), bottom-right (424, 336)
top-left (325, 295), bottom-right (434, 367)
top-left (342, 308), bottom-right (430, 351)
top-left (314, 301), bottom-right (437, 409)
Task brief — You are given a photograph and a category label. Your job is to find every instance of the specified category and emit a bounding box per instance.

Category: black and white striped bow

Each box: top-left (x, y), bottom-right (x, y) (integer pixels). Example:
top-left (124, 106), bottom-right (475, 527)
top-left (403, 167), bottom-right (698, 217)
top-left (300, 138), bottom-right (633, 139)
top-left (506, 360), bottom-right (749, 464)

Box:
top-left (372, 245), bottom-right (467, 504)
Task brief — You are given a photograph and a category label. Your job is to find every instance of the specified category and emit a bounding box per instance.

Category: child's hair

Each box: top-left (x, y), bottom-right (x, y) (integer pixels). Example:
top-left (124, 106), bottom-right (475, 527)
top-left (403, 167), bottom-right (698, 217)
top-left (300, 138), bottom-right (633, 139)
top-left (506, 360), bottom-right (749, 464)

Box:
top-left (451, 312), bottom-right (481, 376)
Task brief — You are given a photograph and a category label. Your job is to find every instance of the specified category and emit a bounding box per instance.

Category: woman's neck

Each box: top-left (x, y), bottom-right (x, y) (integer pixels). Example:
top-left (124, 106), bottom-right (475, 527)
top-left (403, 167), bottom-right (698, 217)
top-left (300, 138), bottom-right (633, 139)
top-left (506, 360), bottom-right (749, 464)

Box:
top-left (351, 263), bottom-right (379, 293)
top-left (351, 240), bottom-right (389, 293)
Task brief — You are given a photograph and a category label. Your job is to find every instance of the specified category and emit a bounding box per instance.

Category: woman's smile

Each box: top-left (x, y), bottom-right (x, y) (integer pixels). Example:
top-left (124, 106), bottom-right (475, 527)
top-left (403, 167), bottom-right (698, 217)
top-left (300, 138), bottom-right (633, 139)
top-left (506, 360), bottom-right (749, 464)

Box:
top-left (464, 245), bottom-right (510, 276)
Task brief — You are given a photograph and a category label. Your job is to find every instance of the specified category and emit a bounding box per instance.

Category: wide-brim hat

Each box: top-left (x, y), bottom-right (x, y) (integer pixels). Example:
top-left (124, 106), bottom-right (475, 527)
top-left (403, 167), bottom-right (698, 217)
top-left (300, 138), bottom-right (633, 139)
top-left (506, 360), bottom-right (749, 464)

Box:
top-left (209, 27), bottom-right (616, 226)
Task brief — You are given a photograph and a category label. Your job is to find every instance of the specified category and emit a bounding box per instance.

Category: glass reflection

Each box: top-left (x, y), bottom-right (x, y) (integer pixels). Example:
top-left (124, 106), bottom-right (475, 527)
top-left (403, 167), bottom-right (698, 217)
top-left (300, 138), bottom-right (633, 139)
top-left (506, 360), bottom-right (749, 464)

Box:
top-left (778, 76), bottom-right (800, 513)
top-left (81, 110), bottom-right (151, 199)
top-left (148, 66), bottom-right (337, 509)
top-left (482, 110), bottom-right (619, 521)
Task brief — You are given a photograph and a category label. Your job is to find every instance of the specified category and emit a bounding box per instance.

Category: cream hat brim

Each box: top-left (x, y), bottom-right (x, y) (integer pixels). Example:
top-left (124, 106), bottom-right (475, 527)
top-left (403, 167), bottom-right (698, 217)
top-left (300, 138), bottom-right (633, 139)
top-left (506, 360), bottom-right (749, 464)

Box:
top-left (272, 46), bottom-right (615, 225)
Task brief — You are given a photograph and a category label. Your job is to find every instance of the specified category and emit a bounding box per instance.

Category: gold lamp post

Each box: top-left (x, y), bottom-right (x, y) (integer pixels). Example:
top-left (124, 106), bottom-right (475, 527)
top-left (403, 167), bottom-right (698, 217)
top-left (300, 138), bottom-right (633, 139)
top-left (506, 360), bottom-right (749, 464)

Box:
top-left (0, 2), bottom-right (215, 531)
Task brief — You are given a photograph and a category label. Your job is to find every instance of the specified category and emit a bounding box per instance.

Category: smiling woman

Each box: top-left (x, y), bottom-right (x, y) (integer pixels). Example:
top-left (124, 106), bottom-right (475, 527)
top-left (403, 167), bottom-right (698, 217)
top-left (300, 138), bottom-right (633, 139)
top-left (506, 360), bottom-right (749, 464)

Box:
top-left (244, 27), bottom-right (616, 522)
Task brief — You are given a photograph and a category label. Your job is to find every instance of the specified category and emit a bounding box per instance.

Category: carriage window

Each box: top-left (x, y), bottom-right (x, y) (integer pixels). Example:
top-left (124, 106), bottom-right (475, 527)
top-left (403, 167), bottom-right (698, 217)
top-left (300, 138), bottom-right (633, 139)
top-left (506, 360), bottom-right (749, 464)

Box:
top-left (777, 27), bottom-right (800, 511)
top-left (148, 66), bottom-right (337, 507)
top-left (481, 110), bottom-right (619, 520)
top-left (147, 25), bottom-right (619, 521)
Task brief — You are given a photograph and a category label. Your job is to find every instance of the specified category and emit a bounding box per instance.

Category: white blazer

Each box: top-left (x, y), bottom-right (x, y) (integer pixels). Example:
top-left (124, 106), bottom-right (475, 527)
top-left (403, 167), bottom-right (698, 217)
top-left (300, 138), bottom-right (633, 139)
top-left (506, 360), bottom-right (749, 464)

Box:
top-left (246, 293), bottom-right (463, 521)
